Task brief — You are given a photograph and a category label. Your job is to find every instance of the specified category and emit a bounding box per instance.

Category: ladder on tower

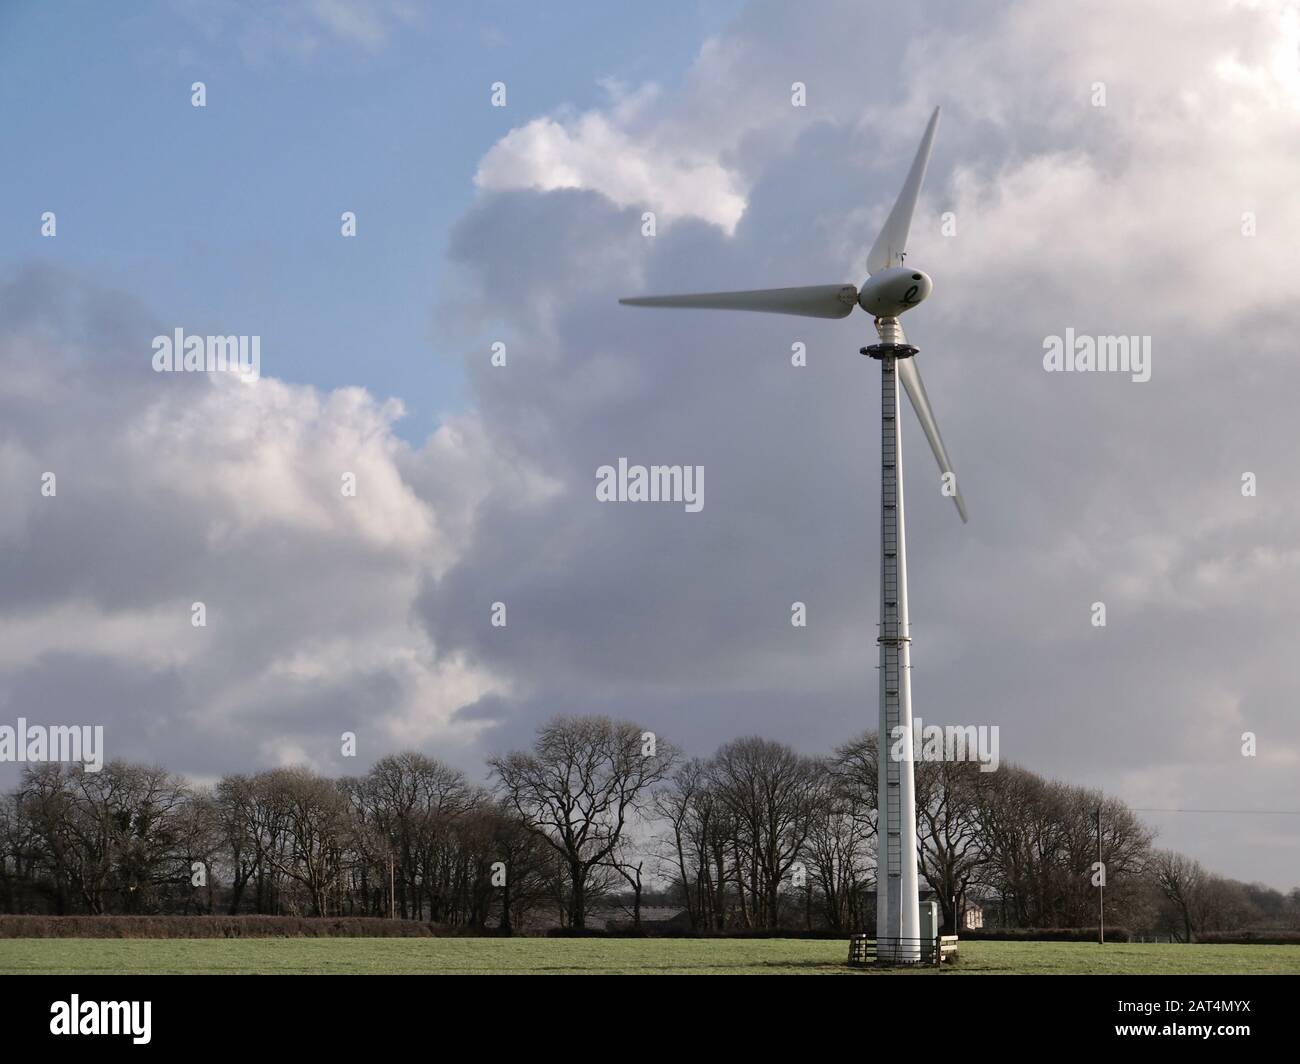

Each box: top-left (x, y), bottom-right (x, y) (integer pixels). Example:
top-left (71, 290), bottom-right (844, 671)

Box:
top-left (880, 355), bottom-right (904, 881)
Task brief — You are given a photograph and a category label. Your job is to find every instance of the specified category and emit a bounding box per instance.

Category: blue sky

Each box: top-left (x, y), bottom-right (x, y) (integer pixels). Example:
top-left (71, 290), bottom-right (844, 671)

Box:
top-left (1, 0), bottom-right (743, 440)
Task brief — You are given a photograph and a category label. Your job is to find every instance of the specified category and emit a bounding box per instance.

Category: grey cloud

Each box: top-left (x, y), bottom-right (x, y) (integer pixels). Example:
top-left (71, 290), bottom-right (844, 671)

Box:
top-left (415, 0), bottom-right (1300, 887)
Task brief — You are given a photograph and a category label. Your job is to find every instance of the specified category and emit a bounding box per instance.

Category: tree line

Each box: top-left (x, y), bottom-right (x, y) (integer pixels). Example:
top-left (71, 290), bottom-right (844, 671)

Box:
top-left (0, 715), bottom-right (1295, 939)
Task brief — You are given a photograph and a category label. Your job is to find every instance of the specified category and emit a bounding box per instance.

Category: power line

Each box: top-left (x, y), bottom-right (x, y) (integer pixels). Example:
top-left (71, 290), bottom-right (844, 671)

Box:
top-left (1134, 807), bottom-right (1300, 815)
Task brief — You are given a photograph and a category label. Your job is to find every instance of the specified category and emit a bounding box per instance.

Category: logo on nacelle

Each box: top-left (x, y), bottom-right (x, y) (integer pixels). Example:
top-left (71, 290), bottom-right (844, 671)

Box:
top-left (857, 267), bottom-right (933, 317)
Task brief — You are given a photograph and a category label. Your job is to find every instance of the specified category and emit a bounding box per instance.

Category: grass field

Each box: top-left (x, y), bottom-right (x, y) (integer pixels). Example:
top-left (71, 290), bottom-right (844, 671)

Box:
top-left (0, 938), bottom-right (1297, 975)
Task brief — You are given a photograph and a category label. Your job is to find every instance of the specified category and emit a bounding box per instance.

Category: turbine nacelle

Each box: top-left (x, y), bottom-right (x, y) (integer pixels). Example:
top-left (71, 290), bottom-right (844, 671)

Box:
top-left (857, 266), bottom-right (932, 318)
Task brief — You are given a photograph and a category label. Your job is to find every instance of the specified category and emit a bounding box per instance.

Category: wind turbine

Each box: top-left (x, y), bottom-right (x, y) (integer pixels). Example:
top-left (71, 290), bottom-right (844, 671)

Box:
top-left (620, 107), bottom-right (965, 962)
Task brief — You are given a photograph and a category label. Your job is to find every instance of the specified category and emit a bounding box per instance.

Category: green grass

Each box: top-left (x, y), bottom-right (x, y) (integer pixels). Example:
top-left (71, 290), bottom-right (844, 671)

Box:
top-left (0, 937), bottom-right (1297, 975)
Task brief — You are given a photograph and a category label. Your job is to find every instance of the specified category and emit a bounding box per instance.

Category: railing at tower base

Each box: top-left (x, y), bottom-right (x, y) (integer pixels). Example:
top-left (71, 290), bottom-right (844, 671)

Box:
top-left (847, 934), bottom-right (960, 968)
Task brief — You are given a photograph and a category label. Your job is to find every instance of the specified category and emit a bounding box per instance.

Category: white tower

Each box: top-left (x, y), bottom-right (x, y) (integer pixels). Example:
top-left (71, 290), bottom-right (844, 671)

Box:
top-left (867, 331), bottom-right (922, 962)
top-left (619, 108), bottom-right (967, 964)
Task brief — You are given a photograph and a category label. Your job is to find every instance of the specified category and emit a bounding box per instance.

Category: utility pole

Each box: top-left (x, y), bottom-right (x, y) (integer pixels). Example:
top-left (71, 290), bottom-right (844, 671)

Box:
top-left (1097, 805), bottom-right (1104, 945)
top-left (389, 849), bottom-right (396, 920)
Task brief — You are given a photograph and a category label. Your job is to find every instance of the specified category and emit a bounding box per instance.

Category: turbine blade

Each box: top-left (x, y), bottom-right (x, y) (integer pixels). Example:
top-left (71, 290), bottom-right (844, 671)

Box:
top-left (619, 284), bottom-right (858, 319)
top-left (866, 107), bottom-right (941, 275)
top-left (897, 355), bottom-right (967, 523)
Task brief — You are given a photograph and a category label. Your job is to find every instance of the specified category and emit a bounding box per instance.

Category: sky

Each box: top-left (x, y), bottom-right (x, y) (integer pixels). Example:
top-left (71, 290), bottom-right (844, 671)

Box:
top-left (2, 0), bottom-right (1298, 889)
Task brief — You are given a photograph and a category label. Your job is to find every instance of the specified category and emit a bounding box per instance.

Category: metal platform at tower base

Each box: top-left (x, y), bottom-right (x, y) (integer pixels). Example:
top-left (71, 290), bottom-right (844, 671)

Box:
top-left (847, 934), bottom-right (960, 968)
top-left (860, 343), bottom-right (918, 360)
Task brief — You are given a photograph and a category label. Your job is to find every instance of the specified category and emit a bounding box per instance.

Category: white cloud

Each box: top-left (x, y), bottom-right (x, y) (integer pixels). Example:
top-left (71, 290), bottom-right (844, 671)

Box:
top-left (305, 0), bottom-right (410, 49)
top-left (0, 271), bottom-right (516, 776)
top-left (0, 601), bottom-right (197, 674)
top-left (170, 0), bottom-right (416, 60)
top-left (475, 107), bottom-right (747, 233)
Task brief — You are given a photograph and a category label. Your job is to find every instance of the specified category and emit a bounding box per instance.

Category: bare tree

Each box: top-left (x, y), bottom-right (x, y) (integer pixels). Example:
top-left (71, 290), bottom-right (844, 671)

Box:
top-left (707, 737), bottom-right (820, 929)
top-left (262, 769), bottom-right (350, 916)
top-left (653, 758), bottom-right (710, 930)
top-left (602, 836), bottom-right (646, 929)
top-left (805, 759), bottom-right (873, 931)
top-left (1152, 849), bottom-right (1204, 942)
top-left (915, 759), bottom-right (988, 931)
top-left (489, 716), bottom-right (677, 929)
